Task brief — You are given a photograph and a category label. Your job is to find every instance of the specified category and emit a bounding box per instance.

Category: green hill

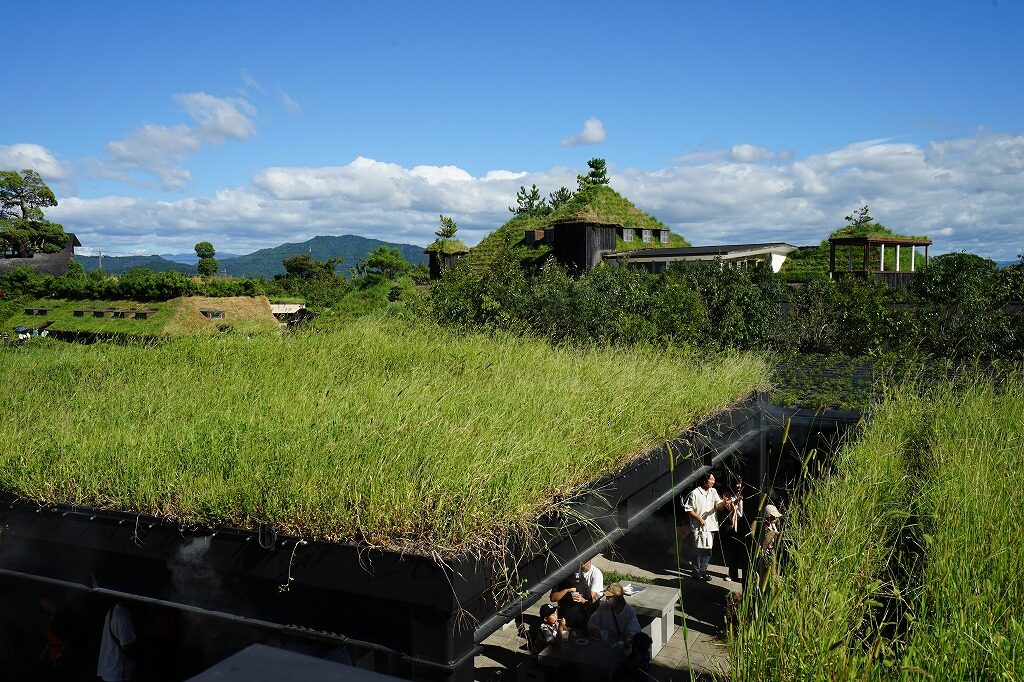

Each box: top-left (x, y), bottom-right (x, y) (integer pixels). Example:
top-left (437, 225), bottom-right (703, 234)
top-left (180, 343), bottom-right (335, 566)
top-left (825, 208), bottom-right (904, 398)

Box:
top-left (219, 235), bottom-right (427, 278)
top-left (76, 254), bottom-right (194, 275)
top-left (466, 184), bottom-right (688, 270)
top-left (78, 235), bottom-right (428, 278)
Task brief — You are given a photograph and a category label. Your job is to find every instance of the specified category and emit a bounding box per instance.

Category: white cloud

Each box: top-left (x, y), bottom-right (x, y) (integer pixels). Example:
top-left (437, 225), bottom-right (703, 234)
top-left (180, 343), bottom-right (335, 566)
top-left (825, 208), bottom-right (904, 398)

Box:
top-left (279, 90), bottom-right (301, 115)
top-left (240, 69), bottom-right (266, 94)
top-left (561, 118), bottom-right (608, 147)
top-left (730, 144), bottom-right (776, 163)
top-left (88, 92), bottom-right (257, 191)
top-left (0, 144), bottom-right (73, 182)
top-left (50, 130), bottom-right (1024, 261)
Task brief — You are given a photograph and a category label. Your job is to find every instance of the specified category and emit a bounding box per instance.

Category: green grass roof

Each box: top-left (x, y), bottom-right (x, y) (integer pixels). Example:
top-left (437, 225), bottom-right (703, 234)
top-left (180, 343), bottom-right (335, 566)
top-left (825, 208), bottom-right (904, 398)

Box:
top-left (424, 238), bottom-right (470, 255)
top-left (466, 185), bottom-right (688, 270)
top-left (5, 297), bottom-right (280, 337)
top-left (780, 223), bottom-right (929, 282)
top-left (0, 317), bottom-right (767, 553)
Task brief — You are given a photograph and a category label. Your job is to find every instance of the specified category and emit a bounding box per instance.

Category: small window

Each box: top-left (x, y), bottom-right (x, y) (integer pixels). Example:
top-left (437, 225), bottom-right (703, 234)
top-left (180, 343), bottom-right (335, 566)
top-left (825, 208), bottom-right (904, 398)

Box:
top-left (622, 228), bottom-right (633, 243)
top-left (642, 229), bottom-right (652, 243)
top-left (660, 230), bottom-right (669, 244)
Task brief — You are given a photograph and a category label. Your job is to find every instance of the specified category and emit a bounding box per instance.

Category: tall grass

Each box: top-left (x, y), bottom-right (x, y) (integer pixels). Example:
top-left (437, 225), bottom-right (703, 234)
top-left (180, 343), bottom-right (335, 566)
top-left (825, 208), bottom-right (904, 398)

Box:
top-left (901, 376), bottom-right (1024, 678)
top-left (0, 316), bottom-right (767, 554)
top-left (731, 386), bottom-right (925, 680)
top-left (730, 375), bottom-right (1024, 680)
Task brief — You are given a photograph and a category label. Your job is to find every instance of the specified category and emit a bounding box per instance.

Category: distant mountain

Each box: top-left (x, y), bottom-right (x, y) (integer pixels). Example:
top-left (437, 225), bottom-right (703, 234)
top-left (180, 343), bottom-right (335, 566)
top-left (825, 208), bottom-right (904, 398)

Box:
top-left (78, 235), bottom-right (428, 278)
top-left (218, 235), bottom-right (427, 278)
top-left (159, 252), bottom-right (240, 265)
top-left (997, 260), bottom-right (1020, 269)
top-left (76, 254), bottom-right (195, 274)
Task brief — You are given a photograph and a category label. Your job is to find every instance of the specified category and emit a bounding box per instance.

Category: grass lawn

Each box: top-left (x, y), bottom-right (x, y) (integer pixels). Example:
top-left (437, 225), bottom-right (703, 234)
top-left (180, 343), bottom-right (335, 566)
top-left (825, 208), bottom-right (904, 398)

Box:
top-left (0, 317), bottom-right (767, 554)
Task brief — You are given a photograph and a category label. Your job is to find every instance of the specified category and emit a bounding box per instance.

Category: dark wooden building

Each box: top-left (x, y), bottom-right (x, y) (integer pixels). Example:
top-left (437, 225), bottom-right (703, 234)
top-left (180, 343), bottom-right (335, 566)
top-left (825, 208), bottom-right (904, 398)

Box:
top-left (0, 233), bottom-right (82, 277)
top-left (549, 220), bottom-right (618, 272)
top-left (424, 240), bottom-right (469, 280)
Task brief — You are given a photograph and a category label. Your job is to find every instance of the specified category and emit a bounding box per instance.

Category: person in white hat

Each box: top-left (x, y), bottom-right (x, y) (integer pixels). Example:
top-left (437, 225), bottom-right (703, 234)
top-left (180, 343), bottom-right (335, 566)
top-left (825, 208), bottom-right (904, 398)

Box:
top-left (756, 504), bottom-right (783, 588)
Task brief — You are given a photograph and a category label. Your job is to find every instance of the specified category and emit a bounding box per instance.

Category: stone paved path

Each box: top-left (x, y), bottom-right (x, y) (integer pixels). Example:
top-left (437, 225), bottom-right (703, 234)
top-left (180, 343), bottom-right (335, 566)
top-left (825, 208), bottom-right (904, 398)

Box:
top-left (475, 510), bottom-right (744, 681)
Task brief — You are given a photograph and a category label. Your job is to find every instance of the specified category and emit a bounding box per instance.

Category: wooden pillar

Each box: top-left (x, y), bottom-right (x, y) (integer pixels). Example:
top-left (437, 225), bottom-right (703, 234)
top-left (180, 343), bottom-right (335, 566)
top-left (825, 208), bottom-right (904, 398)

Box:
top-left (880, 244), bottom-right (886, 272)
top-left (863, 242), bottom-right (869, 273)
top-left (925, 244), bottom-right (929, 267)
top-left (829, 242), bottom-right (836, 278)
top-left (896, 244), bottom-right (901, 273)
top-left (848, 245), bottom-right (853, 271)
top-left (911, 246), bottom-right (916, 272)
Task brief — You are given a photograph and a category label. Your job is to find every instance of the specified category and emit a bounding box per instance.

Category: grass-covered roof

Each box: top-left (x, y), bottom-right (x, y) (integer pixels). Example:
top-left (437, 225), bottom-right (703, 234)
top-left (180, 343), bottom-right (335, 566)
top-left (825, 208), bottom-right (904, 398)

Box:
top-left (1, 317), bottom-right (767, 554)
top-left (424, 238), bottom-right (470, 255)
top-left (780, 222), bottom-right (929, 282)
top-left (466, 185), bottom-right (689, 270)
top-left (5, 296), bottom-right (280, 337)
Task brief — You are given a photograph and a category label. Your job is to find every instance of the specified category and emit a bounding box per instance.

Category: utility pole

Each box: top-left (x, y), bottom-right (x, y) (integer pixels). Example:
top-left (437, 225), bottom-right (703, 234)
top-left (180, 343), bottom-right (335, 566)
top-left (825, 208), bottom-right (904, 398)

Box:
top-left (98, 251), bottom-right (103, 271)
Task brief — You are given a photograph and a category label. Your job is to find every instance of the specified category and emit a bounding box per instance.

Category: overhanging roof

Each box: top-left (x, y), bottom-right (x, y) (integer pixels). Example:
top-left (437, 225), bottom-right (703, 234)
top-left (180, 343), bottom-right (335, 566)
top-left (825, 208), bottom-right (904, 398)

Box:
top-left (828, 236), bottom-right (931, 247)
top-left (604, 242), bottom-right (798, 261)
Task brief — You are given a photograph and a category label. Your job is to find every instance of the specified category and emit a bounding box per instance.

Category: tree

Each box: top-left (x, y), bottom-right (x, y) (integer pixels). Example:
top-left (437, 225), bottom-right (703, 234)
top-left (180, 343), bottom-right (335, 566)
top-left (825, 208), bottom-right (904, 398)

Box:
top-left (576, 158), bottom-right (609, 191)
top-left (279, 253), bottom-right (343, 281)
top-left (843, 206), bottom-right (874, 230)
top-left (194, 241), bottom-right (218, 276)
top-left (355, 246), bottom-right (411, 286)
top-left (509, 184), bottom-right (549, 216)
top-left (548, 186), bottom-right (574, 209)
top-left (436, 214), bottom-right (459, 239)
top-left (0, 169), bottom-right (69, 256)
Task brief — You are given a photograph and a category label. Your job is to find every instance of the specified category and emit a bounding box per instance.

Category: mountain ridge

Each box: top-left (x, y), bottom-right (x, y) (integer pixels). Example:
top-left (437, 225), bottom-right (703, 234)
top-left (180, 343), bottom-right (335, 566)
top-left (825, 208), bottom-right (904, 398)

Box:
top-left (78, 235), bottom-right (428, 277)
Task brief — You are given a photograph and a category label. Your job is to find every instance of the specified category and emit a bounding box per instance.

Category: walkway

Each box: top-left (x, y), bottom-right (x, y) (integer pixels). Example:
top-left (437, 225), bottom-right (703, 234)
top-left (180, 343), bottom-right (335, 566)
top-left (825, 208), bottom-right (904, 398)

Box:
top-left (475, 509), bottom-right (742, 680)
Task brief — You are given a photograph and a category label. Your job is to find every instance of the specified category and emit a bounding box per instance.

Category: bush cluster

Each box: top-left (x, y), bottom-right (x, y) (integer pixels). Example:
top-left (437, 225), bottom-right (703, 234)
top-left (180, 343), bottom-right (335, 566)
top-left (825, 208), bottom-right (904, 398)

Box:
top-left (0, 264), bottom-right (268, 302)
top-left (430, 247), bottom-right (1024, 361)
top-left (431, 245), bottom-right (784, 350)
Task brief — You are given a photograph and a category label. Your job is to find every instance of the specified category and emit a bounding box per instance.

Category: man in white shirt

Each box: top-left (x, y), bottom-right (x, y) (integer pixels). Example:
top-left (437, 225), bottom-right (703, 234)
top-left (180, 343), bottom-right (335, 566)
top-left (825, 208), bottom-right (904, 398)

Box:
top-left (97, 601), bottom-right (136, 682)
top-left (683, 471), bottom-right (732, 581)
top-left (579, 559), bottom-right (604, 601)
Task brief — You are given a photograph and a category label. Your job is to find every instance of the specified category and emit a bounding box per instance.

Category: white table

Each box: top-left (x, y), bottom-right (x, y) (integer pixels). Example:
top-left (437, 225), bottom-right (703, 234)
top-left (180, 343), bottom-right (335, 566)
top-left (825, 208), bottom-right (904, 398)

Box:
top-left (622, 583), bottom-right (680, 657)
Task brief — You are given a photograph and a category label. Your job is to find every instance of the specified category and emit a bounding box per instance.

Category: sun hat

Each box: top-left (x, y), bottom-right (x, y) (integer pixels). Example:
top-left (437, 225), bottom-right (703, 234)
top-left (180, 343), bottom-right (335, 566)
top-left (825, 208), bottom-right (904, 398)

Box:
top-left (765, 504), bottom-right (782, 519)
top-left (540, 603), bottom-right (557, 618)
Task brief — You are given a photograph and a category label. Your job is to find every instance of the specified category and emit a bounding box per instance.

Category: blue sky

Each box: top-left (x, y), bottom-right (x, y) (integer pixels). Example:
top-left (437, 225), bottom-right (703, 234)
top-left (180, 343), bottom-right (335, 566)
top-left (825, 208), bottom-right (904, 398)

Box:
top-left (2, 1), bottom-right (1023, 260)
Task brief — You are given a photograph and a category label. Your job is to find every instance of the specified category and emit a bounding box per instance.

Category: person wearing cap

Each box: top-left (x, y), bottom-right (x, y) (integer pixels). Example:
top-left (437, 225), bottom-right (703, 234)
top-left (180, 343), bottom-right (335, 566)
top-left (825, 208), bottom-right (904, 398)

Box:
top-left (535, 603), bottom-right (567, 650)
top-left (683, 471), bottom-right (733, 581)
top-left (587, 583), bottom-right (640, 643)
top-left (756, 504), bottom-right (783, 588)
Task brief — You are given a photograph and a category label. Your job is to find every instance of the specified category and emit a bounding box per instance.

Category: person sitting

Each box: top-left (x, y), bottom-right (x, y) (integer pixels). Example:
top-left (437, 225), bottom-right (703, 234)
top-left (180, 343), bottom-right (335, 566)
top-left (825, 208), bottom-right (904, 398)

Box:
top-left (587, 583), bottom-right (640, 643)
top-left (549, 560), bottom-right (601, 630)
top-left (530, 603), bottom-right (566, 653)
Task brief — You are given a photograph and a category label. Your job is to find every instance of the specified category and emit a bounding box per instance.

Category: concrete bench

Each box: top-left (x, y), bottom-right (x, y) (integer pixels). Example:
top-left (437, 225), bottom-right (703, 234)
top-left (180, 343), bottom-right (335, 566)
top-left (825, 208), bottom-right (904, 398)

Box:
top-left (624, 583), bottom-right (679, 658)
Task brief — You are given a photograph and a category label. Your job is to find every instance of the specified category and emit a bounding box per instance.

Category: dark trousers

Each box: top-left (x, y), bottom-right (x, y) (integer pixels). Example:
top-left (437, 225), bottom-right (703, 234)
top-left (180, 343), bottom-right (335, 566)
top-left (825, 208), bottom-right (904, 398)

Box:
top-left (721, 530), bottom-right (749, 581)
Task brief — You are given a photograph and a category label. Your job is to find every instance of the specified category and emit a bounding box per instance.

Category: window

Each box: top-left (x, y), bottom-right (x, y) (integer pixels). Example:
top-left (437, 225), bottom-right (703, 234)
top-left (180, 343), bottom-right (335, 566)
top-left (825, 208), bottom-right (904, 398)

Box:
top-left (660, 230), bottom-right (669, 244)
top-left (622, 228), bottom-right (633, 242)
top-left (642, 229), bottom-right (652, 243)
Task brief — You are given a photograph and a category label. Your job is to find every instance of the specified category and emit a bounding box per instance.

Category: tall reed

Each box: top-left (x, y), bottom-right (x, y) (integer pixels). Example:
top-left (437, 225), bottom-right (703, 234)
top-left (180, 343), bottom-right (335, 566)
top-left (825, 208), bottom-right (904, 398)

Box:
top-left (731, 375), bottom-right (1024, 680)
top-left (900, 376), bottom-right (1024, 678)
top-left (731, 385), bottom-right (925, 680)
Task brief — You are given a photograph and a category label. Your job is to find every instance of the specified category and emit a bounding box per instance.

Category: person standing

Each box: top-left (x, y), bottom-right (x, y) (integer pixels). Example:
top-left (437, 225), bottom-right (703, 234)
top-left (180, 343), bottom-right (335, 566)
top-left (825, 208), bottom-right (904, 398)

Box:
top-left (684, 472), bottom-right (732, 581)
top-left (756, 504), bottom-right (783, 589)
top-left (97, 601), bottom-right (136, 682)
top-left (721, 478), bottom-right (751, 583)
